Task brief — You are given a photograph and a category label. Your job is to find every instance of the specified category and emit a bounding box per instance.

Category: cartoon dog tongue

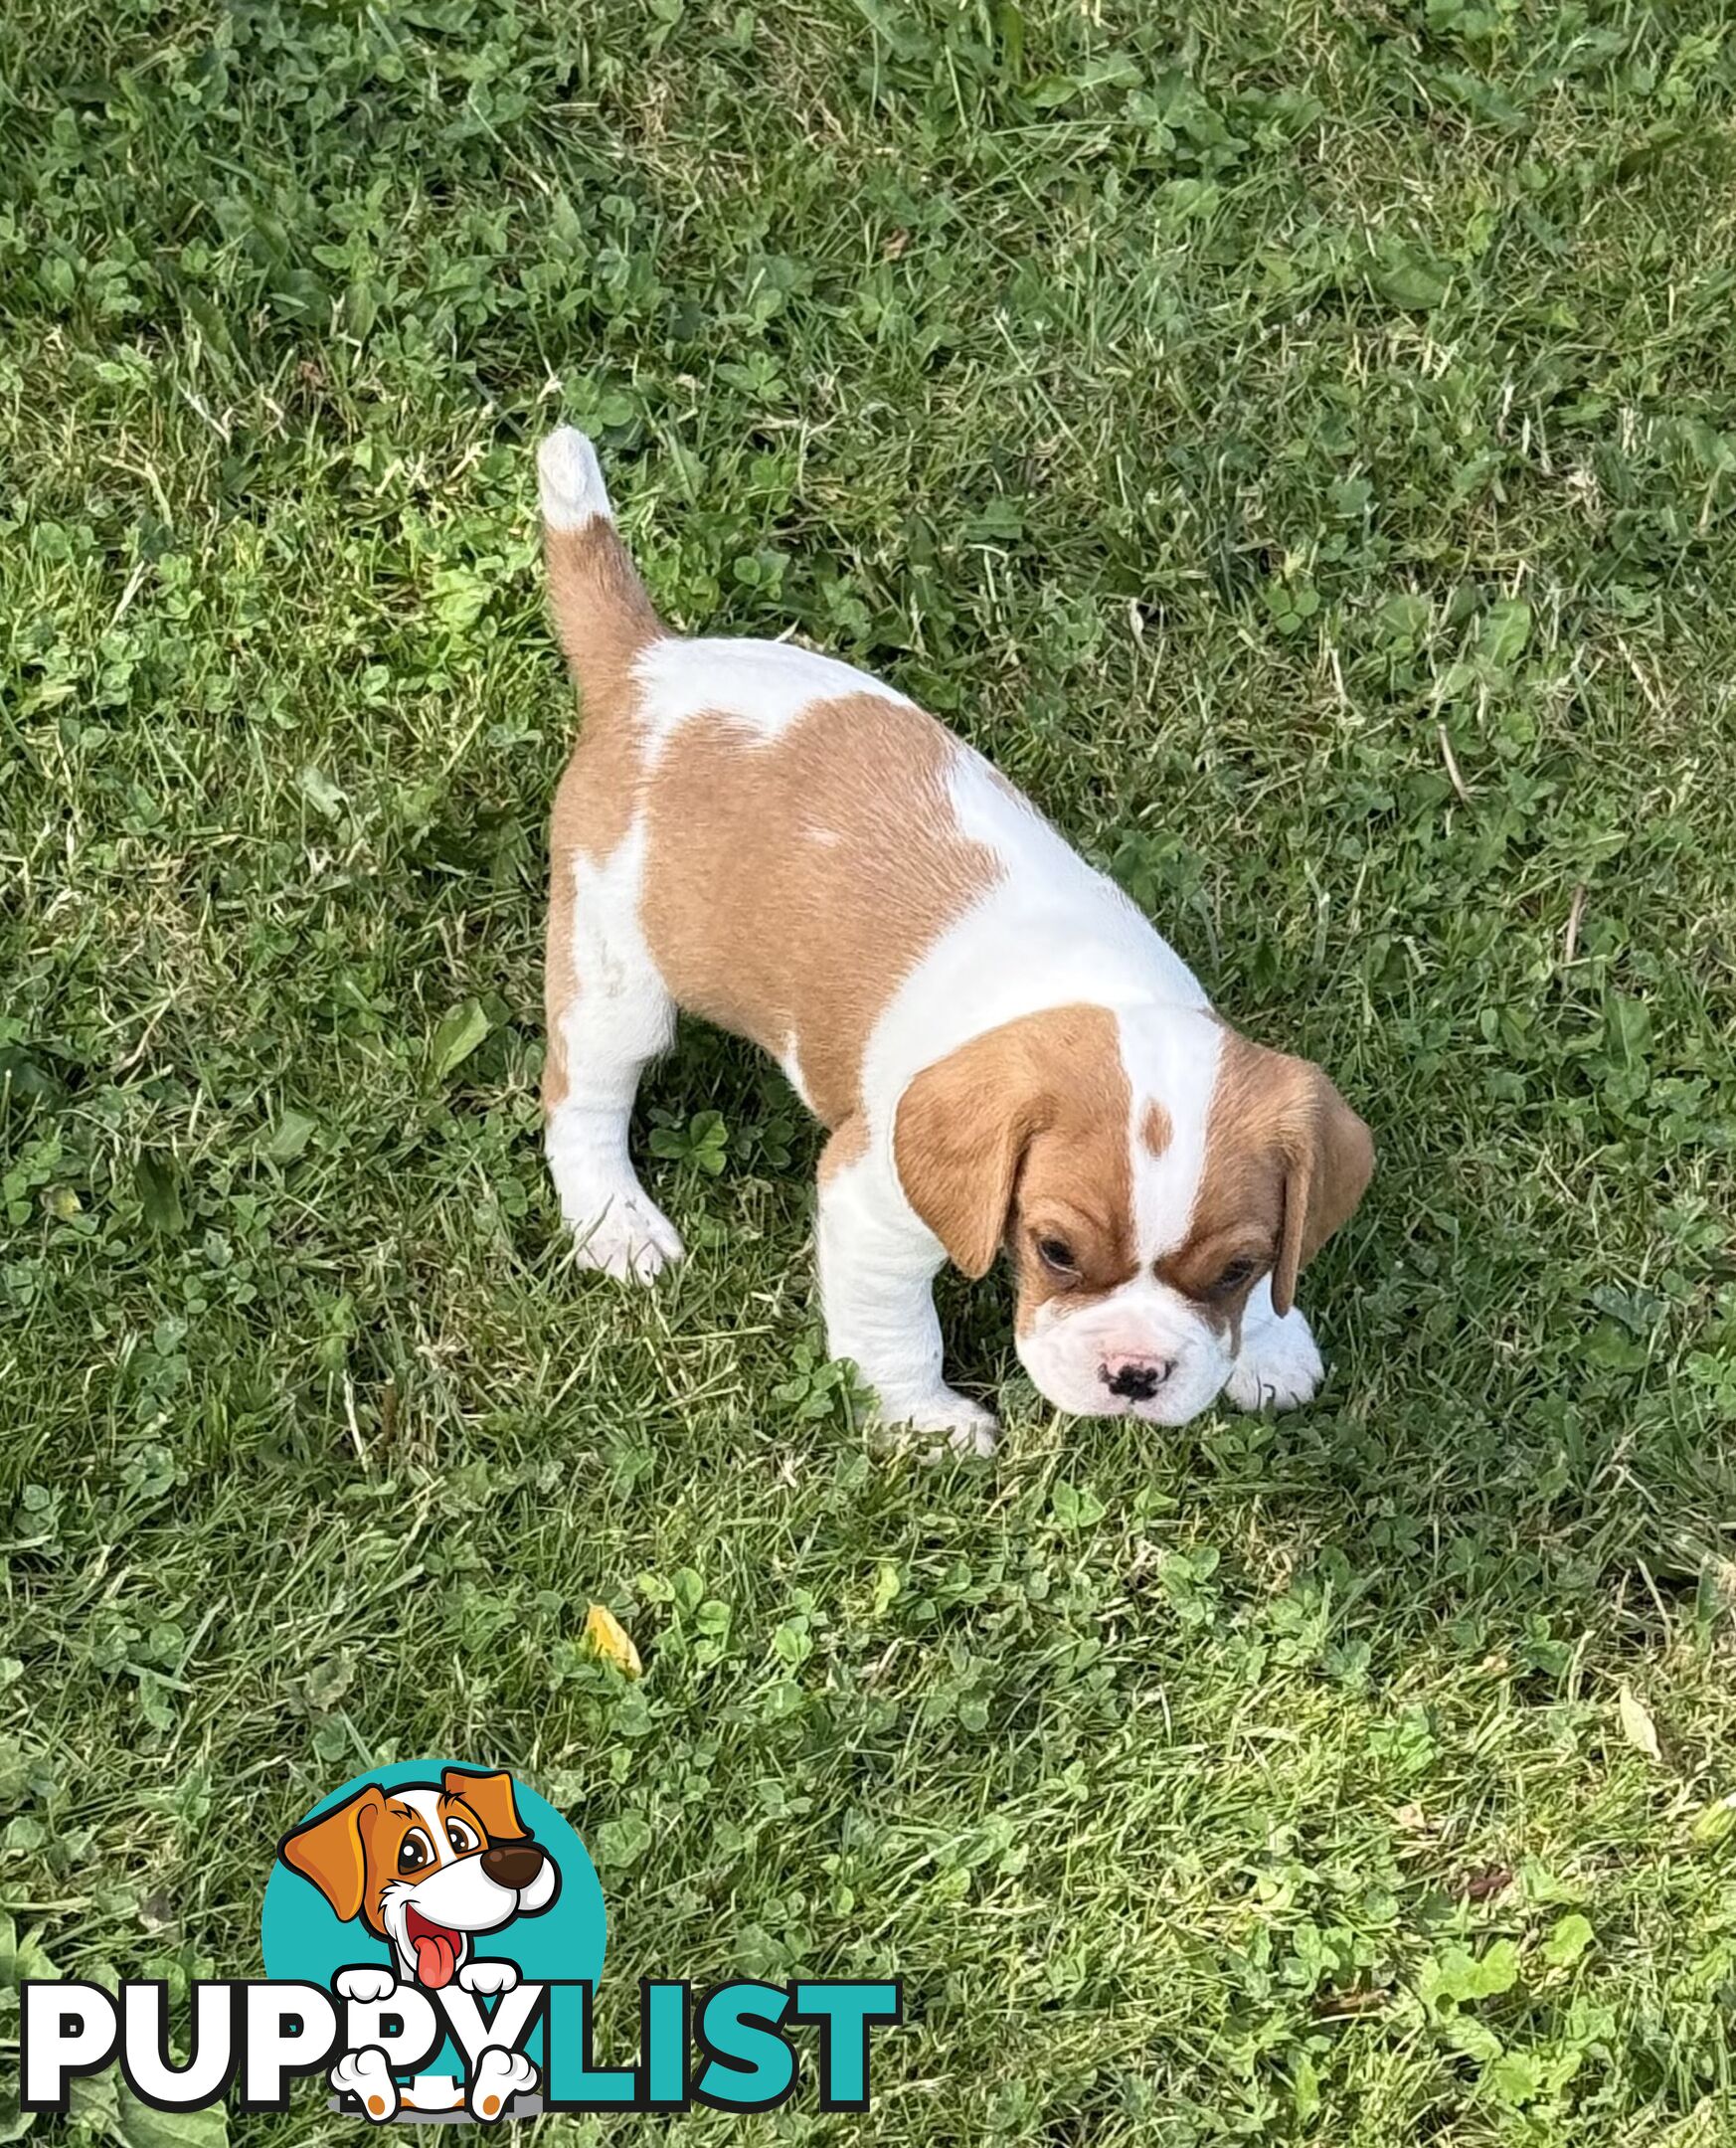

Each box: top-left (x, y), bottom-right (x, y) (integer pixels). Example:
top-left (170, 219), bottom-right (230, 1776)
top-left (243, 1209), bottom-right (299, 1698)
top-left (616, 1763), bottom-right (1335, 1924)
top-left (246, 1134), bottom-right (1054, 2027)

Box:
top-left (410, 1919), bottom-right (459, 1989)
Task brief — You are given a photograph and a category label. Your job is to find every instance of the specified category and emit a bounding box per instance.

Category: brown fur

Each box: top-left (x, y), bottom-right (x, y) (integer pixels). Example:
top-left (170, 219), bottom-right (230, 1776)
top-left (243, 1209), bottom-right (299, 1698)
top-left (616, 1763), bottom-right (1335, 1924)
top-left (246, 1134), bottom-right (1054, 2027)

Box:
top-left (892, 1006), bottom-right (1136, 1329)
top-left (1140, 1100), bottom-right (1171, 1158)
top-left (639, 695), bottom-right (1002, 1129)
top-left (1158, 1030), bottom-right (1372, 1321)
top-left (543, 488), bottom-right (1003, 1140)
top-left (541, 519), bottom-right (661, 1112)
top-left (445, 1766), bottom-right (529, 1844)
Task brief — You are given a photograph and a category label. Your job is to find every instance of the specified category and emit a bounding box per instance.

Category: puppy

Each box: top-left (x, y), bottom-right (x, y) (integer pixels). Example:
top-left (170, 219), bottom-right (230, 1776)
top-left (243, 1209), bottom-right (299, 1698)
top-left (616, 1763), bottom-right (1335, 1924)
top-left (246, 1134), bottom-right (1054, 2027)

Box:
top-left (539, 429), bottom-right (1372, 1453)
top-left (279, 1767), bottom-right (556, 2118)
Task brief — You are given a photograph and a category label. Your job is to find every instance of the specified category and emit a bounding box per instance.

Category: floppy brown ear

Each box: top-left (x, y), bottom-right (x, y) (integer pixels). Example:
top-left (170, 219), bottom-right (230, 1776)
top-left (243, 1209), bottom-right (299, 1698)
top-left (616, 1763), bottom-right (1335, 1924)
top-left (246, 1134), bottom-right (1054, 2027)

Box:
top-left (443, 1766), bottom-right (528, 1842)
top-left (1272, 1067), bottom-right (1374, 1318)
top-left (893, 1026), bottom-right (1048, 1278)
top-left (278, 1784), bottom-right (385, 1921)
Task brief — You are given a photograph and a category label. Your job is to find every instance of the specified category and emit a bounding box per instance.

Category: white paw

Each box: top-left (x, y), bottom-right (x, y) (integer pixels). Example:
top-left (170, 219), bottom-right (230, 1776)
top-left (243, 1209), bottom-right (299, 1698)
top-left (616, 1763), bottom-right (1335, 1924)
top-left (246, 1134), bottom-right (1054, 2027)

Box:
top-left (874, 1387), bottom-right (998, 1460)
top-left (1225, 1307), bottom-right (1324, 1413)
top-left (564, 1184), bottom-right (684, 1283)
top-left (469, 2047), bottom-right (537, 2121)
top-left (331, 2048), bottom-right (398, 2122)
top-left (334, 1965), bottom-right (398, 2005)
top-left (457, 1957), bottom-right (519, 1996)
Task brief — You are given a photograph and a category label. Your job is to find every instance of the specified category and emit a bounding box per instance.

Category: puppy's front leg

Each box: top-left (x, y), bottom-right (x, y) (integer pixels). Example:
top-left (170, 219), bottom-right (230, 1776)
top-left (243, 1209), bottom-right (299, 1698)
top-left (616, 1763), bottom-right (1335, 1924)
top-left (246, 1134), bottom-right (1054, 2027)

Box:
top-left (816, 1139), bottom-right (996, 1457)
top-left (1225, 1276), bottom-right (1324, 1412)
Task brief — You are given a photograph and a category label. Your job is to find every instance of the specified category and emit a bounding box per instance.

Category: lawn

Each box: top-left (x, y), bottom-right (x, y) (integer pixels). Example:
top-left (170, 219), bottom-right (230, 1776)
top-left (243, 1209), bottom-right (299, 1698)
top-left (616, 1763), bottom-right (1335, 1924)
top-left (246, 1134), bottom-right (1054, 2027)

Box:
top-left (4, 0), bottom-right (1736, 2140)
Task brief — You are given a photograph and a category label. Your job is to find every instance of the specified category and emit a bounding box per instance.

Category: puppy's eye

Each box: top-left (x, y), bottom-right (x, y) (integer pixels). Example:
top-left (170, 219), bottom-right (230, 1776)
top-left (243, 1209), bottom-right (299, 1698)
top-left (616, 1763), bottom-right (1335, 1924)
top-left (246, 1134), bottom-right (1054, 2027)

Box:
top-left (397, 1828), bottom-right (434, 1875)
top-left (1036, 1236), bottom-right (1079, 1277)
top-left (1211, 1258), bottom-right (1259, 1295)
top-left (444, 1818), bottom-right (479, 1856)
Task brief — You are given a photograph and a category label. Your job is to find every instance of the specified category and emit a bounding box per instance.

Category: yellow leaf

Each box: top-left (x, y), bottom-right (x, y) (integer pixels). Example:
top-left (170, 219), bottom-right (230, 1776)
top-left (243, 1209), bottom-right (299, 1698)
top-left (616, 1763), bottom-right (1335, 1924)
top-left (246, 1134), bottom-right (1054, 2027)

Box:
top-left (584, 1604), bottom-right (642, 1680)
top-left (1617, 1681), bottom-right (1661, 1763)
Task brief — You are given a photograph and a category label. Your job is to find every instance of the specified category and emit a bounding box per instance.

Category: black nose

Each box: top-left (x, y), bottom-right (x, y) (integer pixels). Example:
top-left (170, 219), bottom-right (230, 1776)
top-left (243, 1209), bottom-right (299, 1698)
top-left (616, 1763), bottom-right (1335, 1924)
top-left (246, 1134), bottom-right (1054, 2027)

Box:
top-left (1103, 1360), bottom-right (1168, 1402)
top-left (481, 1840), bottom-right (546, 1891)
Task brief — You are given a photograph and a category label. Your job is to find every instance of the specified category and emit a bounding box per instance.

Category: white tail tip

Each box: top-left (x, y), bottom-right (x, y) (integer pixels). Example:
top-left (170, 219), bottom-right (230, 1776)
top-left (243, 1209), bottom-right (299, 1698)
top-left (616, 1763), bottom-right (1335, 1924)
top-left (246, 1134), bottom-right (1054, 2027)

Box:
top-left (538, 427), bottom-right (613, 531)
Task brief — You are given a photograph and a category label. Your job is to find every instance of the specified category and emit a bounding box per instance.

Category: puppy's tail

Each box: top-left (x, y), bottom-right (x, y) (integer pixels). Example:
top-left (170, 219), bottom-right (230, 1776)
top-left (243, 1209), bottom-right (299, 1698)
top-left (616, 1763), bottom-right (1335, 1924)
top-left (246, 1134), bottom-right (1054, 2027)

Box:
top-left (537, 427), bottom-right (662, 702)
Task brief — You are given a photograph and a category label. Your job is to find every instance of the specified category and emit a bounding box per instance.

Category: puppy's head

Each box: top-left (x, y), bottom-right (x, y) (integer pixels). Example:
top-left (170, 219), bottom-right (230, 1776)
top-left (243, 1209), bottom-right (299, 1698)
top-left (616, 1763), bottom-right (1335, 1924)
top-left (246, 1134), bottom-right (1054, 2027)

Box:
top-left (893, 1002), bottom-right (1372, 1423)
top-left (278, 1767), bottom-right (560, 1988)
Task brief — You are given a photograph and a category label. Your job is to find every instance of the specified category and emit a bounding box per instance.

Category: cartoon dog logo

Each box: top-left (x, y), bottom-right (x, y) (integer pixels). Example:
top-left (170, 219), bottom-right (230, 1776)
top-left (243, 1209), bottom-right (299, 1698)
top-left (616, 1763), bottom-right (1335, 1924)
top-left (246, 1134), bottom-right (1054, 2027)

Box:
top-left (279, 1766), bottom-right (560, 2120)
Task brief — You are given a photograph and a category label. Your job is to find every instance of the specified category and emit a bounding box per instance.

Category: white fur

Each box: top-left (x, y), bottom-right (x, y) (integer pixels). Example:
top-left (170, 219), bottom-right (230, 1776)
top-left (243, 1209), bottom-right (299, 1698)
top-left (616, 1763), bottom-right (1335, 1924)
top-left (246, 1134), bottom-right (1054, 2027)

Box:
top-left (538, 428), bottom-right (613, 531)
top-left (634, 635), bottom-right (910, 750)
top-left (1121, 1004), bottom-right (1221, 1260)
top-left (815, 1149), bottom-right (996, 1455)
top-left (546, 831), bottom-right (684, 1281)
top-left (331, 2047), bottom-right (399, 2122)
top-left (335, 1966), bottom-right (396, 2004)
top-left (1225, 1278), bottom-right (1324, 1410)
top-left (374, 1784), bottom-right (555, 1987)
top-left (816, 753), bottom-right (1249, 1438)
top-left (469, 2047), bottom-right (537, 2122)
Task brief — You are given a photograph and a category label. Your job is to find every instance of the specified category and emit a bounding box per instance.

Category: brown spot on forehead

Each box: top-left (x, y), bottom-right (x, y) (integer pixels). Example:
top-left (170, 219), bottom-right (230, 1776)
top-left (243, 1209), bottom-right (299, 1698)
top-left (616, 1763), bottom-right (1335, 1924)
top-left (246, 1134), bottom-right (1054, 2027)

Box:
top-left (641, 693), bottom-right (1003, 1128)
top-left (1140, 1100), bottom-right (1171, 1158)
top-left (1153, 1030), bottom-right (1289, 1329)
top-left (1153, 1027), bottom-right (1372, 1327)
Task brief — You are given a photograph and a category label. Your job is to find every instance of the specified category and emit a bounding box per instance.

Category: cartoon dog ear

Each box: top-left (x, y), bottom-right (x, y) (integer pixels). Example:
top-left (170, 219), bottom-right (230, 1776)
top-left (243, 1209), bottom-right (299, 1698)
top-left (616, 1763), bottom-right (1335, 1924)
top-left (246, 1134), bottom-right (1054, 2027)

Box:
top-left (278, 1785), bottom-right (386, 1921)
top-left (442, 1767), bottom-right (528, 1842)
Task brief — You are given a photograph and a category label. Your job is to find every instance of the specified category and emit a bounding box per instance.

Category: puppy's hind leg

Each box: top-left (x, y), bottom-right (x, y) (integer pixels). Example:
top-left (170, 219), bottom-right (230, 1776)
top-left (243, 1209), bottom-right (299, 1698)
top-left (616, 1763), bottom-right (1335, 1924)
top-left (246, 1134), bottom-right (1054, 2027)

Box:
top-left (330, 2048), bottom-right (399, 2122)
top-left (469, 2048), bottom-right (537, 2122)
top-left (544, 815), bottom-right (683, 1284)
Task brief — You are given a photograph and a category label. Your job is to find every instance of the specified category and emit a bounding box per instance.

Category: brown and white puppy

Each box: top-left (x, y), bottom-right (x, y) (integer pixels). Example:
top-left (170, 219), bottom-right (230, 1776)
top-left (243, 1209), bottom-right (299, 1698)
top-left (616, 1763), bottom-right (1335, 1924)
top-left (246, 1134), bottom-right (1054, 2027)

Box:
top-left (539, 429), bottom-right (1373, 1453)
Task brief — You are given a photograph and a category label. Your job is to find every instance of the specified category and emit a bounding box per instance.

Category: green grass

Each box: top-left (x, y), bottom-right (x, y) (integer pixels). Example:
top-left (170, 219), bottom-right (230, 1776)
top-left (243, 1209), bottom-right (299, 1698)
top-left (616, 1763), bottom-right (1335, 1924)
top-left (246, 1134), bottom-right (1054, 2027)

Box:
top-left (4, 0), bottom-right (1736, 2141)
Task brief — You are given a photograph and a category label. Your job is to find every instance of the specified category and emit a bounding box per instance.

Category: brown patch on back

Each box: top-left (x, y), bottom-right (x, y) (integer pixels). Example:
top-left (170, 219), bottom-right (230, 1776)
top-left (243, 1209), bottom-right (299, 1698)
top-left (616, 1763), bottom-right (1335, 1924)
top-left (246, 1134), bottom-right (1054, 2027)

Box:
top-left (1140, 1100), bottom-right (1171, 1158)
top-left (891, 1006), bottom-right (1136, 1324)
top-left (542, 518), bottom-right (662, 1113)
top-left (1156, 1029), bottom-right (1373, 1325)
top-left (641, 694), bottom-right (1002, 1128)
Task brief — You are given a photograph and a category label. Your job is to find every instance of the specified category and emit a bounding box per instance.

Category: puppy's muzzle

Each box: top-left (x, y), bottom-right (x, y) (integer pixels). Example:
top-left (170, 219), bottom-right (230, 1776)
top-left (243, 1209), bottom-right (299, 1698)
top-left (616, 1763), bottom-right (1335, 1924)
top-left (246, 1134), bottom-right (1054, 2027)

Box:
top-left (482, 1840), bottom-right (548, 1890)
